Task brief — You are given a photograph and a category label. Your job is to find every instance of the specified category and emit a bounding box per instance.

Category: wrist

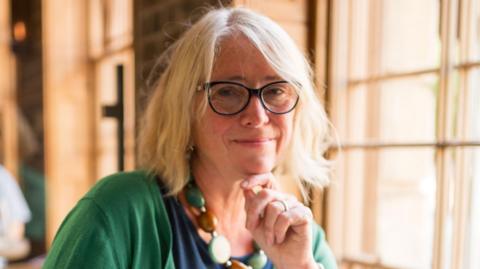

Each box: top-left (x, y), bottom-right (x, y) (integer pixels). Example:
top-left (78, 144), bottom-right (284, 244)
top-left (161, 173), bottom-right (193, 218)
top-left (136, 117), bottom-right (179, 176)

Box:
top-left (301, 259), bottom-right (323, 269)
top-left (278, 259), bottom-right (320, 269)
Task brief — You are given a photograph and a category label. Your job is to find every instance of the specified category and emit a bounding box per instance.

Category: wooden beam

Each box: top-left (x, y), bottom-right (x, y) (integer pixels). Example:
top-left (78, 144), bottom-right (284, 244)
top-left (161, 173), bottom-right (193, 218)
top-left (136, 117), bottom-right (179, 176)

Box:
top-left (433, 0), bottom-right (459, 268)
top-left (43, 0), bottom-right (95, 246)
top-left (0, 0), bottom-right (19, 180)
top-left (326, 0), bottom-right (350, 258)
top-left (232, 0), bottom-right (309, 51)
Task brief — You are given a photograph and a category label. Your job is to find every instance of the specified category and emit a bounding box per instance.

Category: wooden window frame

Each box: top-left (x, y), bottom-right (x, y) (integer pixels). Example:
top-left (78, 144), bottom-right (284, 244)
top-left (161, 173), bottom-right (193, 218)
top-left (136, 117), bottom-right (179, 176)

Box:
top-left (326, 0), bottom-right (480, 268)
top-left (0, 0), bottom-right (19, 179)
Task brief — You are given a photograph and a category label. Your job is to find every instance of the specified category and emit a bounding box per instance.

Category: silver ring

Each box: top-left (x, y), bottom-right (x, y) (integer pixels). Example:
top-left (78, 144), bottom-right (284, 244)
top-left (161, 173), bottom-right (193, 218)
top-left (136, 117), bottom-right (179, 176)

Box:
top-left (277, 199), bottom-right (289, 212)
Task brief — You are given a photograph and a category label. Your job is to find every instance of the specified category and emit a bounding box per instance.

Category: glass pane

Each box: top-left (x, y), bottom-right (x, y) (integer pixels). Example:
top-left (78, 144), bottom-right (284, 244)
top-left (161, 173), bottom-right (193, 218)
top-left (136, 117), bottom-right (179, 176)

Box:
top-left (380, 0), bottom-right (440, 74)
top-left (106, 0), bottom-right (133, 50)
top-left (464, 148), bottom-right (480, 269)
top-left (342, 74), bottom-right (438, 144)
top-left (443, 148), bottom-right (480, 269)
top-left (464, 69), bottom-right (480, 141)
top-left (95, 51), bottom-right (135, 178)
top-left (349, 0), bottom-right (440, 80)
top-left (338, 147), bottom-right (436, 268)
top-left (377, 148), bottom-right (436, 268)
top-left (465, 0), bottom-right (480, 61)
top-left (349, 0), bottom-right (372, 80)
top-left (447, 69), bottom-right (480, 141)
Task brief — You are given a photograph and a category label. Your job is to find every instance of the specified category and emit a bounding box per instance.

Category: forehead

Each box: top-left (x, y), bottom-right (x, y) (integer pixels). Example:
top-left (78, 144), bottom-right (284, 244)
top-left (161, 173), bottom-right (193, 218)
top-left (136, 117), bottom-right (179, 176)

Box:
top-left (211, 34), bottom-right (280, 82)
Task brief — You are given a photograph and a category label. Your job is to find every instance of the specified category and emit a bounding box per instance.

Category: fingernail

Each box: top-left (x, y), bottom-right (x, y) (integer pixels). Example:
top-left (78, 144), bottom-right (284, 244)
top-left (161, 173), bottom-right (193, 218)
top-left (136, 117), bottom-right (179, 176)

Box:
top-left (241, 180), bottom-right (248, 188)
top-left (252, 185), bottom-right (262, 194)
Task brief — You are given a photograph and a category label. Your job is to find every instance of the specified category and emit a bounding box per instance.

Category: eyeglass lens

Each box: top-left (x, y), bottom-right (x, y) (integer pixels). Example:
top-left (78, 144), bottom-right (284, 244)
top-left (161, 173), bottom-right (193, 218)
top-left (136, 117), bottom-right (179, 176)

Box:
top-left (207, 82), bottom-right (298, 115)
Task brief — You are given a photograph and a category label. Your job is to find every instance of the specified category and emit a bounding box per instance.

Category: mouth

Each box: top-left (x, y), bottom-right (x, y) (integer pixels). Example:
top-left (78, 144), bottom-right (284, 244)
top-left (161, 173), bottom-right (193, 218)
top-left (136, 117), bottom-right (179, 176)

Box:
top-left (233, 138), bottom-right (275, 146)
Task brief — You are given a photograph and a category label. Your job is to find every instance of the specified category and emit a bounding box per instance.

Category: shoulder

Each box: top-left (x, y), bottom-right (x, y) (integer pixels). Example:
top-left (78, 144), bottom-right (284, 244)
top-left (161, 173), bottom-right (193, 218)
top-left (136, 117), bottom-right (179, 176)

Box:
top-left (71, 170), bottom-right (167, 231)
top-left (85, 170), bottom-right (160, 209)
top-left (45, 171), bottom-right (174, 268)
top-left (88, 170), bottom-right (155, 195)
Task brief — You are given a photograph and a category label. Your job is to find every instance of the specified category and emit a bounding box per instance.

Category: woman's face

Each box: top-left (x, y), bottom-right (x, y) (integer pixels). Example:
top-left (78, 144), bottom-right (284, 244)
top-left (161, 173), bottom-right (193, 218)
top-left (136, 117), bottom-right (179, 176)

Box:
top-left (192, 34), bottom-right (294, 178)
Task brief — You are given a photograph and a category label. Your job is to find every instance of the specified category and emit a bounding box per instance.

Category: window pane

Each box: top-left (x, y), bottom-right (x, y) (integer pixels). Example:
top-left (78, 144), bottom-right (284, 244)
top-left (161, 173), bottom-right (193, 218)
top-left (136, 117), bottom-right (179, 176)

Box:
top-left (380, 0), bottom-right (440, 74)
top-left (464, 148), bottom-right (480, 269)
top-left (447, 69), bottom-right (480, 141)
top-left (349, 0), bottom-right (440, 80)
top-left (338, 148), bottom-right (435, 268)
top-left (95, 51), bottom-right (135, 178)
top-left (107, 0), bottom-right (133, 50)
top-left (349, 0), bottom-right (372, 80)
top-left (464, 69), bottom-right (480, 141)
top-left (342, 74), bottom-right (438, 144)
top-left (465, 0), bottom-right (480, 61)
top-left (443, 148), bottom-right (480, 269)
top-left (377, 148), bottom-right (436, 268)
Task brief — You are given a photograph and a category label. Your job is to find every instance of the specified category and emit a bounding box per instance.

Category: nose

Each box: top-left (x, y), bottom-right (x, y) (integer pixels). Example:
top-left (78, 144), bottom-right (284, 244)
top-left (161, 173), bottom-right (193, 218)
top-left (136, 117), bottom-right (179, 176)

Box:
top-left (239, 96), bottom-right (269, 127)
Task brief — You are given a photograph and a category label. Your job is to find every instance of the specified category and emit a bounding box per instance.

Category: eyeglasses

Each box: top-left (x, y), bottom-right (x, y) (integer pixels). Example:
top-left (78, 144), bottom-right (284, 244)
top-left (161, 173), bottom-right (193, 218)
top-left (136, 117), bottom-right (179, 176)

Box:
top-left (198, 80), bottom-right (299, 115)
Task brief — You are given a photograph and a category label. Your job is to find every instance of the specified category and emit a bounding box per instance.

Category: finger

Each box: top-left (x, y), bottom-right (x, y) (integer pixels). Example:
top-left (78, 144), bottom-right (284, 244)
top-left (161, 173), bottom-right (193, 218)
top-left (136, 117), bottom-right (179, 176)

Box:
top-left (241, 173), bottom-right (275, 190)
top-left (262, 200), bottom-right (288, 245)
top-left (243, 188), bottom-right (255, 211)
top-left (244, 189), bottom-right (284, 230)
top-left (274, 205), bottom-right (312, 244)
top-left (263, 201), bottom-right (283, 245)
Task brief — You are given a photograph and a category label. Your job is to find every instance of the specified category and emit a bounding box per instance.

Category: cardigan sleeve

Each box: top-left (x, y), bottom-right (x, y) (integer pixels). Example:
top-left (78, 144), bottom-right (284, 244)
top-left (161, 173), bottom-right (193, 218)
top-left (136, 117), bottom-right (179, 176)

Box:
top-left (43, 198), bottom-right (126, 269)
top-left (312, 223), bottom-right (338, 269)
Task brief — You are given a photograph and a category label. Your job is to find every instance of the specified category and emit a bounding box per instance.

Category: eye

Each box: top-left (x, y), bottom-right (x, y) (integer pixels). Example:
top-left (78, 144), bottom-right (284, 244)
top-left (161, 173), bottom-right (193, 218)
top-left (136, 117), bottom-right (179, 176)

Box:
top-left (210, 84), bottom-right (246, 99)
top-left (263, 86), bottom-right (288, 98)
top-left (267, 87), bottom-right (285, 95)
top-left (216, 86), bottom-right (237, 97)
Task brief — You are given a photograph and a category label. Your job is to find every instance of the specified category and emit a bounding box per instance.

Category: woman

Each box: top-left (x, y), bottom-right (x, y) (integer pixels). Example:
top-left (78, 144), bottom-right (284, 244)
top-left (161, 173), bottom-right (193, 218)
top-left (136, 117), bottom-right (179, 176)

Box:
top-left (44, 7), bottom-right (336, 269)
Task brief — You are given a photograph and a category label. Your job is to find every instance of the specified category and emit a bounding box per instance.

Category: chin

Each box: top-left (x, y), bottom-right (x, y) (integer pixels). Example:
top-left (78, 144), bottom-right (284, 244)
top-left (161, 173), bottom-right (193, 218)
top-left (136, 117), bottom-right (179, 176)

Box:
top-left (239, 158), bottom-right (276, 175)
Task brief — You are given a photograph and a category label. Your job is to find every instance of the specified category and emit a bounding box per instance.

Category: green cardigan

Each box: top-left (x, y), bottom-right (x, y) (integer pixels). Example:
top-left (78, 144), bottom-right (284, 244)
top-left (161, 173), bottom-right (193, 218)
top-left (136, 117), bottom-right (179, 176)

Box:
top-left (43, 171), bottom-right (337, 269)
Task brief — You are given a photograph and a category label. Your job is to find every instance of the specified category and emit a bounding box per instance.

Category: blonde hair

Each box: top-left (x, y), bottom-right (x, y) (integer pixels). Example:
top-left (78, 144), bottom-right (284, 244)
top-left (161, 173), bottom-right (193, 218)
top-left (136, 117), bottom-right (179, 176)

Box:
top-left (138, 7), bottom-right (332, 199)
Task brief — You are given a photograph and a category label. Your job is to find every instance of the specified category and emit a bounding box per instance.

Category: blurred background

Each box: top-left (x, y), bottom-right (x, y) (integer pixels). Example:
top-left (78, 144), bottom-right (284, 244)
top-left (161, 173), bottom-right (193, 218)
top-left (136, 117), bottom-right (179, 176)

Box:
top-left (0, 0), bottom-right (479, 268)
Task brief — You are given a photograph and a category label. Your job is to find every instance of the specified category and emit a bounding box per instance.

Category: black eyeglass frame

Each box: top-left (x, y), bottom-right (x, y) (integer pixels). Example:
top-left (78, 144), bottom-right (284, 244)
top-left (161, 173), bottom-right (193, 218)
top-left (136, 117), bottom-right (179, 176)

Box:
top-left (198, 80), bottom-right (300, 116)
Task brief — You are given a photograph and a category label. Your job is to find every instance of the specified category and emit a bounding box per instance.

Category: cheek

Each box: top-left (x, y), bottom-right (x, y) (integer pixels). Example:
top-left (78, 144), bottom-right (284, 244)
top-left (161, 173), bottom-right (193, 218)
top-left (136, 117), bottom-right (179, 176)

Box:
top-left (194, 113), bottom-right (232, 149)
top-left (206, 115), bottom-right (232, 141)
top-left (278, 116), bottom-right (294, 150)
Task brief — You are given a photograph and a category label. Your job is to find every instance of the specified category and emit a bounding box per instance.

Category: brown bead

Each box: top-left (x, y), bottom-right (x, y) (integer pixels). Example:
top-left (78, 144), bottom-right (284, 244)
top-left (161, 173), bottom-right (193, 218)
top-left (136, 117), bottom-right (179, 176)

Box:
top-left (197, 210), bottom-right (217, 232)
top-left (229, 260), bottom-right (251, 269)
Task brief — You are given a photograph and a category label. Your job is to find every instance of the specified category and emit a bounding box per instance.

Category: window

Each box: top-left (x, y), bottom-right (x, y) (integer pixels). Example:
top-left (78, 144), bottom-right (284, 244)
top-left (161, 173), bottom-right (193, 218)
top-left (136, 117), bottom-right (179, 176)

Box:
top-left (327, 1), bottom-right (480, 268)
top-left (89, 0), bottom-right (135, 178)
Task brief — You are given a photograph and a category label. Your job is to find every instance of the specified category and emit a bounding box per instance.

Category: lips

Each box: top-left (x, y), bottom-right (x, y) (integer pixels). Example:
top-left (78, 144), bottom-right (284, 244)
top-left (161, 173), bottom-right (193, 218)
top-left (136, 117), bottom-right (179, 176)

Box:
top-left (233, 137), bottom-right (275, 145)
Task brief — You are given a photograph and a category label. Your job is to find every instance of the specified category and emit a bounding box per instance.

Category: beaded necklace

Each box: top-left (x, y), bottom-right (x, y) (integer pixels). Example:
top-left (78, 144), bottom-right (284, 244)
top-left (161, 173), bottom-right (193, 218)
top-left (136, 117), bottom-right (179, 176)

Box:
top-left (184, 179), bottom-right (268, 269)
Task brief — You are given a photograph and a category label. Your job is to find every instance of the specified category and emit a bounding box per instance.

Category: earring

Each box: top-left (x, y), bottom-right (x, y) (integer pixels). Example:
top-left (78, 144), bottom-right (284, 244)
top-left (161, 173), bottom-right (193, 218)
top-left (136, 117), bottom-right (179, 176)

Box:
top-left (186, 145), bottom-right (195, 159)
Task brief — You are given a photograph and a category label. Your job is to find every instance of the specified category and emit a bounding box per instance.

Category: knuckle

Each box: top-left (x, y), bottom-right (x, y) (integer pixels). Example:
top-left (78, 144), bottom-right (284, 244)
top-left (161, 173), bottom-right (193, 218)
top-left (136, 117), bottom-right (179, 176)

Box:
top-left (267, 201), bottom-right (283, 214)
top-left (277, 212), bottom-right (290, 225)
top-left (286, 194), bottom-right (297, 201)
top-left (257, 189), bottom-right (271, 200)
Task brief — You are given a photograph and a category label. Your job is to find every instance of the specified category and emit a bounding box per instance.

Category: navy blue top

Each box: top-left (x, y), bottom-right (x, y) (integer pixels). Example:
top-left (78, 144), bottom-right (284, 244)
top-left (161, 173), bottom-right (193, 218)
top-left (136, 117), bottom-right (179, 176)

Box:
top-left (163, 194), bottom-right (274, 269)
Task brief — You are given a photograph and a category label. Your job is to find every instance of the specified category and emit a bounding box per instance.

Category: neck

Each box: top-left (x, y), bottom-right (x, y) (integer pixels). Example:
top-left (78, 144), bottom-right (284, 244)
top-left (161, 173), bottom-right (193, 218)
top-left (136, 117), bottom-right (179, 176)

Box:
top-left (189, 156), bottom-right (254, 255)
top-left (191, 156), bottom-right (245, 225)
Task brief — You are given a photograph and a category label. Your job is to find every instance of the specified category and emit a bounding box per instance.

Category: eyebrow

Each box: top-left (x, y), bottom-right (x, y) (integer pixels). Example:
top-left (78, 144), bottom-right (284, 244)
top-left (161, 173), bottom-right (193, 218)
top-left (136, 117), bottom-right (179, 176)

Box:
top-left (221, 75), bottom-right (283, 82)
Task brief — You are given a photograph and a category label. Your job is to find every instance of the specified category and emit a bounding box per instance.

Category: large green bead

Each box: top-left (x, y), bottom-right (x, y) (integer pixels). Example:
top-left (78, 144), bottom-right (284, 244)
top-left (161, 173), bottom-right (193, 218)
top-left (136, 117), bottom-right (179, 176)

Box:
top-left (208, 235), bottom-right (231, 264)
top-left (185, 184), bottom-right (205, 208)
top-left (247, 250), bottom-right (267, 269)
